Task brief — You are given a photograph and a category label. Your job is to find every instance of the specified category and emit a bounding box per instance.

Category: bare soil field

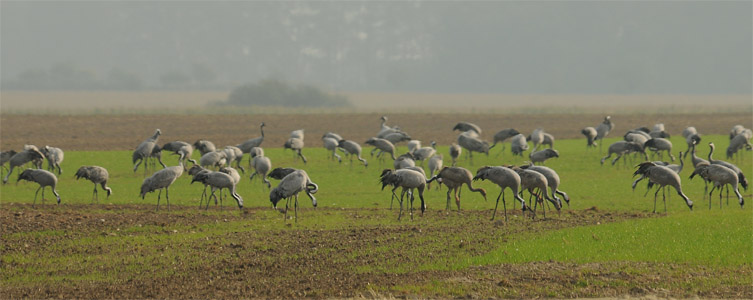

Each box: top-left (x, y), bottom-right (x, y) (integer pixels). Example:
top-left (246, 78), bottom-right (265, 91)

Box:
top-left (1, 113), bottom-right (750, 151)
top-left (1, 91), bottom-right (750, 114)
top-left (2, 204), bottom-right (749, 299)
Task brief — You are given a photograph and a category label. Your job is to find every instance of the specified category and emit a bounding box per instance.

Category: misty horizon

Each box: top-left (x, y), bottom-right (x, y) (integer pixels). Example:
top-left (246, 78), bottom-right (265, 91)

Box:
top-left (1, 1), bottom-right (751, 94)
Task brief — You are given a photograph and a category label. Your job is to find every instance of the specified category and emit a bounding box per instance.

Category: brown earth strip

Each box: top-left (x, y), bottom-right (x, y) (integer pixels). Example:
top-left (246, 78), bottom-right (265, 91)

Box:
top-left (2, 204), bottom-right (750, 298)
top-left (1, 113), bottom-right (751, 151)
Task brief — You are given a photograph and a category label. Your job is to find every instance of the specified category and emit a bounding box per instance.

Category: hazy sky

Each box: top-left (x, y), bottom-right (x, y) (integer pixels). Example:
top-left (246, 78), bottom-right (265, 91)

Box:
top-left (1, 1), bottom-right (751, 94)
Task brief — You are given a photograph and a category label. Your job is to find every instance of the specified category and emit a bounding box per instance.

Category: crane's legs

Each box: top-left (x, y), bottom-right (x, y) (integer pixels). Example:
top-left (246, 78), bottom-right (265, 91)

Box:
top-left (156, 189), bottom-right (162, 211)
top-left (92, 184), bottom-right (98, 204)
top-left (294, 194), bottom-right (299, 222)
top-left (32, 186), bottom-right (42, 207)
top-left (492, 189), bottom-right (506, 221)
top-left (165, 187), bottom-right (171, 212)
top-left (445, 188), bottom-right (452, 210)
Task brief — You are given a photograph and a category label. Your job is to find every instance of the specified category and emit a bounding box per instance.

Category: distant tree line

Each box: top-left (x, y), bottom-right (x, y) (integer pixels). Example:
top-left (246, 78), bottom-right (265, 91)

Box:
top-left (223, 79), bottom-right (351, 107)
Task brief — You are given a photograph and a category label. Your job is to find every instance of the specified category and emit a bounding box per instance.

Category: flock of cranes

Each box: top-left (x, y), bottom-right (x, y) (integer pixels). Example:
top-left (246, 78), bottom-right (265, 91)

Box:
top-left (1, 115), bottom-right (750, 222)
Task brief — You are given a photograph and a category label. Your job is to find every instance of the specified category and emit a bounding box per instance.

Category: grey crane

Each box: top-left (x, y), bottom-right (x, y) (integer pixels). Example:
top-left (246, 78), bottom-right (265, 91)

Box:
top-left (649, 123), bottom-right (670, 139)
top-left (542, 133), bottom-right (555, 149)
top-left (147, 144), bottom-right (167, 171)
top-left (449, 143), bottom-right (461, 166)
top-left (729, 125), bottom-right (744, 140)
top-left (690, 143), bottom-right (708, 168)
top-left (379, 169), bottom-right (426, 220)
top-left (412, 141), bottom-right (437, 165)
top-left (528, 128), bottom-right (545, 151)
top-left (473, 166), bottom-right (527, 221)
top-left (581, 127), bottom-right (598, 149)
top-left (644, 138), bottom-right (675, 161)
top-left (624, 132), bottom-right (649, 150)
top-left (457, 133), bottom-right (490, 162)
top-left (23, 145), bottom-right (44, 169)
top-left (377, 116), bottom-right (402, 138)
top-left (407, 140), bottom-right (422, 154)
top-left (600, 141), bottom-right (647, 166)
top-left (426, 166), bottom-right (486, 211)
top-left (509, 133), bottom-right (529, 157)
top-left (0, 150), bottom-right (17, 179)
top-left (393, 153), bottom-right (416, 170)
top-left (193, 139), bottom-right (217, 156)
top-left (682, 126), bottom-right (701, 157)
top-left (322, 132), bottom-right (343, 141)
top-left (17, 169), bottom-right (61, 207)
top-left (162, 141), bottom-right (198, 168)
top-left (708, 143), bottom-right (748, 190)
top-left (133, 138), bottom-right (166, 174)
top-left (514, 167), bottom-right (559, 219)
top-left (489, 128), bottom-right (520, 155)
top-left (284, 137), bottom-right (307, 164)
top-left (595, 116), bottom-right (614, 153)
top-left (529, 149), bottom-right (559, 165)
top-left (682, 126), bottom-right (698, 140)
top-left (727, 133), bottom-right (752, 160)
top-left (191, 171), bottom-right (243, 210)
top-left (269, 167), bottom-right (297, 180)
top-left (338, 140), bottom-right (368, 167)
top-left (140, 164), bottom-right (184, 211)
top-left (427, 154), bottom-right (444, 182)
top-left (682, 133), bottom-right (702, 160)
top-left (219, 166), bottom-right (241, 185)
top-left (665, 152), bottom-right (684, 174)
top-left (247, 147), bottom-right (265, 169)
top-left (3, 149), bottom-right (44, 184)
top-left (269, 169), bottom-right (318, 221)
top-left (633, 154), bottom-right (684, 198)
top-left (237, 122), bottom-right (266, 154)
top-left (74, 166), bottom-right (112, 203)
top-left (692, 164), bottom-right (744, 209)
top-left (290, 129), bottom-right (304, 140)
top-left (223, 146), bottom-right (246, 173)
top-left (199, 151), bottom-right (227, 169)
top-left (365, 137), bottom-right (397, 160)
top-left (453, 122), bottom-right (482, 135)
top-left (689, 161), bottom-right (712, 204)
top-left (146, 129), bottom-right (161, 142)
top-left (322, 137), bottom-right (342, 163)
top-left (519, 165), bottom-right (570, 208)
top-left (41, 146), bottom-right (64, 175)
top-left (188, 165), bottom-right (213, 207)
top-left (382, 132), bottom-right (412, 146)
top-left (633, 162), bottom-right (693, 213)
top-left (249, 155), bottom-right (272, 188)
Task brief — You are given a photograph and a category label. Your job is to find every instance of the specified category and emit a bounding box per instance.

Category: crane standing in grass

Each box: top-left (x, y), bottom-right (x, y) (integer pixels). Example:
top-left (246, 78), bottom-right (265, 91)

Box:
top-left (379, 168), bottom-right (426, 220)
top-left (473, 166), bottom-right (527, 221)
top-left (191, 171), bottom-right (243, 210)
top-left (17, 169), bottom-right (61, 207)
top-left (75, 166), bottom-right (112, 204)
top-left (41, 146), bottom-right (64, 175)
top-left (269, 169), bottom-right (318, 222)
top-left (3, 149), bottom-right (44, 184)
top-left (426, 166), bottom-right (486, 211)
top-left (633, 162), bottom-right (693, 213)
top-left (140, 163), bottom-right (184, 211)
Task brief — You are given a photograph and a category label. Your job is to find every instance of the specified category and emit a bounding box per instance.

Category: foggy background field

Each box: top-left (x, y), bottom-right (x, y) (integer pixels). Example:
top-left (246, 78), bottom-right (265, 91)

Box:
top-left (1, 1), bottom-right (750, 110)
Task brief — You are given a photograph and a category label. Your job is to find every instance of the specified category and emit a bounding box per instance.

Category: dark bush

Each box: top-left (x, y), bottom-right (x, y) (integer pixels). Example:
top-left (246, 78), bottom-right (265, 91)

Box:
top-left (225, 79), bottom-right (350, 107)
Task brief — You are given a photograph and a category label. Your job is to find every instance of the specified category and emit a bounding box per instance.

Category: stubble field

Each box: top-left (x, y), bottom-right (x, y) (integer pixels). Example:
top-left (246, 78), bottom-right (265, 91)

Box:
top-left (1, 108), bottom-right (752, 299)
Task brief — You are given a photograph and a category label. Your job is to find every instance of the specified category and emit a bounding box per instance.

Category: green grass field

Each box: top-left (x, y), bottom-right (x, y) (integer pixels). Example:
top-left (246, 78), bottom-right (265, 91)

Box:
top-left (1, 135), bottom-right (751, 297)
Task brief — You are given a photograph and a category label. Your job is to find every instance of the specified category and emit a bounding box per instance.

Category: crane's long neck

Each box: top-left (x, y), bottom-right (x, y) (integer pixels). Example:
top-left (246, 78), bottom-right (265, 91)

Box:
top-left (260, 125), bottom-right (265, 138)
top-left (708, 144), bottom-right (715, 161)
